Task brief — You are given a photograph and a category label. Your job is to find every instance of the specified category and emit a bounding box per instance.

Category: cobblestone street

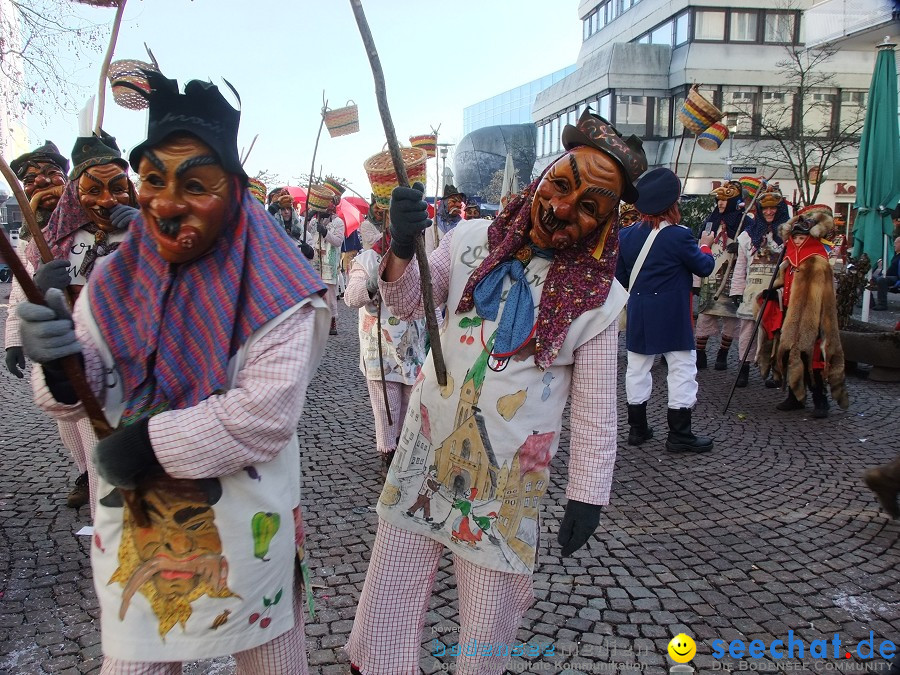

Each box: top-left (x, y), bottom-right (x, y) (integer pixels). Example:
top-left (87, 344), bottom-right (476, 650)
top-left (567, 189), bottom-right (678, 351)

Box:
top-left (1, 284), bottom-right (898, 675)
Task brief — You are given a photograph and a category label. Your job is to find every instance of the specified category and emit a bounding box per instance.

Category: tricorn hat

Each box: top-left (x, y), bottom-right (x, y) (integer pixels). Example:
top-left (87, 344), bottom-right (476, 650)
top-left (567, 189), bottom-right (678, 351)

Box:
top-left (442, 184), bottom-right (466, 201)
top-left (561, 109), bottom-right (647, 203)
top-left (127, 70), bottom-right (247, 186)
top-left (70, 130), bottom-right (127, 180)
top-left (10, 140), bottom-right (70, 178)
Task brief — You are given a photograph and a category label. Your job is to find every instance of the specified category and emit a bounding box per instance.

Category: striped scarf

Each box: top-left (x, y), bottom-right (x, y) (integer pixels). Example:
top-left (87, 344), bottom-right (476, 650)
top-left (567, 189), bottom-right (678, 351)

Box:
top-left (88, 183), bottom-right (325, 424)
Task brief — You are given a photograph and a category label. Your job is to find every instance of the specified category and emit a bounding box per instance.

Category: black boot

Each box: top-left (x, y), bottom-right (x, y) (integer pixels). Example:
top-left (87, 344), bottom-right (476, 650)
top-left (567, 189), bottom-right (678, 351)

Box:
top-left (696, 350), bottom-right (707, 370)
top-left (665, 408), bottom-right (713, 453)
top-left (735, 363), bottom-right (750, 388)
top-left (714, 348), bottom-right (729, 371)
top-left (380, 450), bottom-right (395, 476)
top-left (811, 374), bottom-right (829, 418)
top-left (329, 317), bottom-right (338, 336)
top-left (775, 389), bottom-right (805, 411)
top-left (764, 376), bottom-right (779, 389)
top-left (627, 402), bottom-right (654, 446)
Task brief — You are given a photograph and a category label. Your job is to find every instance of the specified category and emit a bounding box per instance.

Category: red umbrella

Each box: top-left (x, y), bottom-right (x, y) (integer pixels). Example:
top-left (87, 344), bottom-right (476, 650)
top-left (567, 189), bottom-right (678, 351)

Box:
top-left (285, 186), bottom-right (362, 236)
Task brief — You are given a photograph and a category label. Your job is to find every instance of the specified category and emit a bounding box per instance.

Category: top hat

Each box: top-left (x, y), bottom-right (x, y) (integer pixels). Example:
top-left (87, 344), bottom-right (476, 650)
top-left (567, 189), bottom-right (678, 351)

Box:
top-left (561, 109), bottom-right (648, 203)
top-left (10, 140), bottom-right (70, 177)
top-left (70, 130), bottom-right (127, 180)
top-left (634, 168), bottom-right (681, 216)
top-left (442, 184), bottom-right (466, 201)
top-left (127, 70), bottom-right (247, 186)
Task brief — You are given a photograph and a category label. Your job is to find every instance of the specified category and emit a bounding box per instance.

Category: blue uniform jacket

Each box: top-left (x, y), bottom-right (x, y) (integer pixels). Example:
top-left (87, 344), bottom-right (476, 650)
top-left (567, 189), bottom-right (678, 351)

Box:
top-left (616, 223), bottom-right (715, 355)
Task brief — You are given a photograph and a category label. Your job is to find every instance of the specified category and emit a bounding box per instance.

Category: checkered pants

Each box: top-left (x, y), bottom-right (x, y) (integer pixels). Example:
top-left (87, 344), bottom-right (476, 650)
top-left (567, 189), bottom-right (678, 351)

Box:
top-left (98, 584), bottom-right (308, 674)
top-left (365, 381), bottom-right (411, 454)
top-left (346, 518), bottom-right (533, 675)
top-left (57, 416), bottom-right (98, 520)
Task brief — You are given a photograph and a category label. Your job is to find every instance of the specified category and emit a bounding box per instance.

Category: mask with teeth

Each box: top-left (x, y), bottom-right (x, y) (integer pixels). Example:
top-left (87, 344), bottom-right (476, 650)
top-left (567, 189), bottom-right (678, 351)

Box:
top-left (528, 146), bottom-right (624, 250)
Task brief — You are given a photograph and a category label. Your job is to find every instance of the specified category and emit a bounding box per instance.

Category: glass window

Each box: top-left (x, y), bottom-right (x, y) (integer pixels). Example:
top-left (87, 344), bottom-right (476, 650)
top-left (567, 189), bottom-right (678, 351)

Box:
top-left (764, 12), bottom-right (795, 43)
top-left (609, 0), bottom-right (619, 21)
top-left (550, 116), bottom-right (560, 154)
top-left (567, 108), bottom-right (576, 127)
top-left (722, 86), bottom-right (756, 134)
top-left (601, 2), bottom-right (609, 26)
top-left (694, 10), bottom-right (725, 40)
top-left (839, 90), bottom-right (866, 129)
top-left (584, 17), bottom-right (590, 41)
top-left (760, 89), bottom-right (793, 133)
top-left (615, 95), bottom-right (646, 136)
top-left (622, 0), bottom-right (632, 10)
top-left (673, 93), bottom-right (686, 136)
top-left (653, 96), bottom-right (671, 137)
top-left (675, 12), bottom-right (689, 45)
top-left (598, 93), bottom-right (611, 119)
top-left (536, 124), bottom-right (544, 157)
top-left (651, 21), bottom-right (673, 45)
top-left (730, 11), bottom-right (758, 42)
top-left (590, 11), bottom-right (598, 35)
top-left (802, 89), bottom-right (837, 136)
top-left (638, 33), bottom-right (650, 44)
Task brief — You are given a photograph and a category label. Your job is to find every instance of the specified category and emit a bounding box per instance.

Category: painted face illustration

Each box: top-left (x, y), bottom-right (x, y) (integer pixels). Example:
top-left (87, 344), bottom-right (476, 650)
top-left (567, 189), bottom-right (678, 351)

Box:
top-left (77, 163), bottom-right (132, 231)
top-left (21, 161), bottom-right (67, 211)
top-left (137, 134), bottom-right (231, 264)
top-left (529, 146), bottom-right (623, 250)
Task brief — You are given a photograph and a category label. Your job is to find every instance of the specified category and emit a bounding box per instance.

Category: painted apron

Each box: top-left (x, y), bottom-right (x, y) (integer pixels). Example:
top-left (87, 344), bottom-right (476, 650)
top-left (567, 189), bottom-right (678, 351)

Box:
top-left (377, 220), bottom-right (626, 575)
top-left (697, 222), bottom-right (739, 318)
top-left (736, 232), bottom-right (783, 320)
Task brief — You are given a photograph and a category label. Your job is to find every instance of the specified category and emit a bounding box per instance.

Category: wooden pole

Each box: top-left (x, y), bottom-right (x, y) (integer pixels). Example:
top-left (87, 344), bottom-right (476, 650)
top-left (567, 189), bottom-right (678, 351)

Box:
top-left (375, 298), bottom-right (392, 426)
top-left (305, 92), bottom-right (328, 277)
top-left (349, 0), bottom-right (447, 387)
top-left (94, 0), bottom-right (128, 135)
top-left (682, 134), bottom-right (699, 189)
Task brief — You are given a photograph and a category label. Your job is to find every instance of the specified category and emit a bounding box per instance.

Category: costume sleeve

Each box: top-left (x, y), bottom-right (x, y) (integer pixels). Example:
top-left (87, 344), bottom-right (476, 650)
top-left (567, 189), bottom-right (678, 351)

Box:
top-left (325, 217), bottom-right (345, 248)
top-left (730, 232), bottom-right (751, 297)
top-left (149, 304), bottom-right (317, 479)
top-left (678, 229), bottom-right (715, 278)
top-left (565, 322), bottom-right (618, 505)
top-left (344, 261), bottom-right (374, 309)
top-left (4, 275), bottom-right (28, 350)
top-left (30, 294), bottom-right (107, 421)
top-left (615, 243), bottom-right (630, 289)
top-left (379, 229), bottom-right (453, 321)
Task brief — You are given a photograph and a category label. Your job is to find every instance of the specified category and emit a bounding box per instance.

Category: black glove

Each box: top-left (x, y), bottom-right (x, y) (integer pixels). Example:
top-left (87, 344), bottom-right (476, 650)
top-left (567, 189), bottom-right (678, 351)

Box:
top-left (109, 204), bottom-right (138, 230)
top-left (316, 222), bottom-right (328, 237)
top-left (557, 499), bottom-right (602, 556)
top-left (33, 259), bottom-right (72, 293)
top-left (759, 288), bottom-right (777, 301)
top-left (730, 295), bottom-right (742, 308)
top-left (726, 242), bottom-right (739, 254)
top-left (268, 203), bottom-right (279, 216)
top-left (5, 346), bottom-right (25, 378)
top-left (691, 287), bottom-right (701, 297)
top-left (299, 242), bottom-right (315, 260)
top-left (389, 182), bottom-right (431, 259)
top-left (94, 417), bottom-right (161, 489)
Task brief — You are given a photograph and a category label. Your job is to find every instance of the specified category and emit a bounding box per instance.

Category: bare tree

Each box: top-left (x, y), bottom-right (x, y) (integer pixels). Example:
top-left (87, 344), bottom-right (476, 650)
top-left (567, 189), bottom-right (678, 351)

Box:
top-left (727, 43), bottom-right (865, 206)
top-left (1, 0), bottom-right (104, 128)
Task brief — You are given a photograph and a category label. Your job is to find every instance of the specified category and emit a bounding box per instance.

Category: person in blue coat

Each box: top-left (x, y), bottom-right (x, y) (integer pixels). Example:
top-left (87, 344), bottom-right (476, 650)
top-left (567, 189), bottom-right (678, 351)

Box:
top-left (616, 168), bottom-right (716, 453)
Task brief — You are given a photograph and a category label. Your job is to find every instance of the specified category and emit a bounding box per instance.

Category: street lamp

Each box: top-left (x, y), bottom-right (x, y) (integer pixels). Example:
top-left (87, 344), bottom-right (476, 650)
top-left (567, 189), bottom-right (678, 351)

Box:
top-left (436, 143), bottom-right (454, 196)
top-left (724, 114), bottom-right (739, 180)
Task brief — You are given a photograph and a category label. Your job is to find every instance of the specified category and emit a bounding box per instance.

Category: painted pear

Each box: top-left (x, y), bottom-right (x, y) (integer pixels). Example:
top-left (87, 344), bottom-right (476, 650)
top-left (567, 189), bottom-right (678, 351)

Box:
top-left (496, 389), bottom-right (527, 421)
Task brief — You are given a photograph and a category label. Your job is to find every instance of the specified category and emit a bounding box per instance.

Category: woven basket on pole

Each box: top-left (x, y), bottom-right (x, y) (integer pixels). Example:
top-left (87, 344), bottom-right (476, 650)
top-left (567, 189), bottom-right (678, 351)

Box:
top-left (697, 122), bottom-right (729, 151)
top-left (677, 86), bottom-right (723, 135)
top-left (323, 101), bottom-right (360, 137)
top-left (364, 147), bottom-right (428, 209)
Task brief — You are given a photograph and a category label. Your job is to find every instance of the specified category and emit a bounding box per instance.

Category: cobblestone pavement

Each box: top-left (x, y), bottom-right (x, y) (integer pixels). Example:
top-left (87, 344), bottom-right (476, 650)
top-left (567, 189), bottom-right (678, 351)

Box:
top-left (1, 283), bottom-right (898, 675)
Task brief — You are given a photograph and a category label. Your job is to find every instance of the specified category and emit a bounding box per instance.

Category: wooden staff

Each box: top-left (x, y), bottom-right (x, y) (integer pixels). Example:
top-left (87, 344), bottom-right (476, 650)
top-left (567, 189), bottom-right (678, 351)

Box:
top-left (94, 0), bottom-right (128, 135)
top-left (349, 0), bottom-right (448, 387)
top-left (681, 134), bottom-right (699, 188)
top-left (712, 168), bottom-right (779, 300)
top-left (0, 155), bottom-right (148, 527)
top-left (673, 128), bottom-right (688, 178)
top-left (306, 92), bottom-right (328, 277)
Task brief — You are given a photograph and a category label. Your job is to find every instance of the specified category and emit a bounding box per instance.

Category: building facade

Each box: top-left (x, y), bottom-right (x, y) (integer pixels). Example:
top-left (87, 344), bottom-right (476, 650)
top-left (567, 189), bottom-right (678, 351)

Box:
top-left (532, 0), bottom-right (887, 225)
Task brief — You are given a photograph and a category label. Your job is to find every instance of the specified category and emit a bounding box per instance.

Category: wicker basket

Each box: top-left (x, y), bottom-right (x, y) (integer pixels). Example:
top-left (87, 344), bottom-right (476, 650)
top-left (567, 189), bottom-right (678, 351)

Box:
top-left (308, 185), bottom-right (335, 213)
top-left (696, 122), bottom-right (729, 151)
top-left (364, 147), bottom-right (428, 209)
top-left (71, 0), bottom-right (121, 5)
top-left (409, 134), bottom-right (437, 158)
top-left (677, 86), bottom-right (723, 135)
top-left (324, 101), bottom-right (359, 138)
top-left (323, 177), bottom-right (345, 197)
top-left (108, 59), bottom-right (159, 110)
top-left (247, 178), bottom-right (267, 205)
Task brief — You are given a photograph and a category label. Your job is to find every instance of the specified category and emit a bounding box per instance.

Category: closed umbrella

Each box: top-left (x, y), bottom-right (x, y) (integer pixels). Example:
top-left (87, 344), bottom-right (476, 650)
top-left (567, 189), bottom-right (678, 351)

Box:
top-left (500, 151), bottom-right (519, 204)
top-left (852, 40), bottom-right (900, 279)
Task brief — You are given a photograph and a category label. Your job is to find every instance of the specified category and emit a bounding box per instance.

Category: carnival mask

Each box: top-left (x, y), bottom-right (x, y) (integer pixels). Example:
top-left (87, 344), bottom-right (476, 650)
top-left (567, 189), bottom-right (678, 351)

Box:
top-left (77, 163), bottom-right (132, 232)
top-left (711, 181), bottom-right (741, 203)
top-left (137, 134), bottom-right (231, 264)
top-left (21, 161), bottom-right (67, 212)
top-left (619, 203), bottom-right (640, 228)
top-left (465, 205), bottom-right (480, 219)
top-left (444, 195), bottom-right (463, 216)
top-left (529, 146), bottom-right (623, 250)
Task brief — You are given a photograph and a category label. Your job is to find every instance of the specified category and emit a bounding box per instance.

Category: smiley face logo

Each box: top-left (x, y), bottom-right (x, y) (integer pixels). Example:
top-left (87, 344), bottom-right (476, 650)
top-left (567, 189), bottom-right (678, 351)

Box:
top-left (668, 633), bottom-right (696, 663)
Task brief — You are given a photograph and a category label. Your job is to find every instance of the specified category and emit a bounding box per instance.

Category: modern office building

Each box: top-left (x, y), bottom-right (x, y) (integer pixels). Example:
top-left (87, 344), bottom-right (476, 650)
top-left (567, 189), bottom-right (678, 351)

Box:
top-left (531, 0), bottom-right (891, 224)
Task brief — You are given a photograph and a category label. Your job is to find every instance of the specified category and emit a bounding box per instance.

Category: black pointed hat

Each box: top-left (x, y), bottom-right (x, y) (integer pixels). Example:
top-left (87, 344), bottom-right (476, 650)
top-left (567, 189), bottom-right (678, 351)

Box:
top-left (70, 130), bottom-right (127, 180)
top-left (127, 70), bottom-right (247, 185)
top-left (10, 140), bottom-right (70, 178)
top-left (442, 184), bottom-right (466, 201)
top-left (561, 109), bottom-right (647, 203)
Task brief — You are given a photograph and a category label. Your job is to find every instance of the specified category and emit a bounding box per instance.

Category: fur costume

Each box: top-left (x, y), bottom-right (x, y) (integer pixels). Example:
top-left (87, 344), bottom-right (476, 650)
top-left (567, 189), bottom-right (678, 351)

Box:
top-left (757, 210), bottom-right (849, 408)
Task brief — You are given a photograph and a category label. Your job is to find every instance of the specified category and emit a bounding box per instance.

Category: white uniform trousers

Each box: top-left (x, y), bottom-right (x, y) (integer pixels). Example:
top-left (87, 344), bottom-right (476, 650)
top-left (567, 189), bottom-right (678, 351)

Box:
top-left (346, 519), bottom-right (534, 675)
top-left (626, 350), bottom-right (699, 409)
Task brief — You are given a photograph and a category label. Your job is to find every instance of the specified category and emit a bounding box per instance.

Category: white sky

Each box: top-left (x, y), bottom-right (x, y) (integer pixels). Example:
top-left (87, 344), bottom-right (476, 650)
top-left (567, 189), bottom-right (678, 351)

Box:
top-left (13, 0), bottom-right (582, 199)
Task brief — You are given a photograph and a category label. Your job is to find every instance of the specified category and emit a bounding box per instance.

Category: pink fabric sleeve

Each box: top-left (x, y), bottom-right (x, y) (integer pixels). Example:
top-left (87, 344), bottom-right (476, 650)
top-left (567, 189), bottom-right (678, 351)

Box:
top-left (731, 233), bottom-right (751, 297)
top-left (565, 322), bottom-right (619, 505)
top-left (344, 263), bottom-right (373, 309)
top-left (149, 304), bottom-right (317, 479)
top-left (378, 230), bottom-right (453, 322)
top-left (4, 249), bottom-right (33, 350)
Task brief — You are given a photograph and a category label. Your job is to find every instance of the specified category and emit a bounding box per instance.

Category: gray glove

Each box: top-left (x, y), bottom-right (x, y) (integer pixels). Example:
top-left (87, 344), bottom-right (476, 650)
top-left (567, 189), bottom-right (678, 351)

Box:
top-left (366, 272), bottom-right (379, 298)
top-left (5, 346), bottom-right (25, 378)
top-left (17, 288), bottom-right (81, 364)
top-left (389, 182), bottom-right (431, 259)
top-left (33, 259), bottom-right (71, 293)
top-left (110, 204), bottom-right (138, 230)
top-left (316, 222), bottom-right (328, 237)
